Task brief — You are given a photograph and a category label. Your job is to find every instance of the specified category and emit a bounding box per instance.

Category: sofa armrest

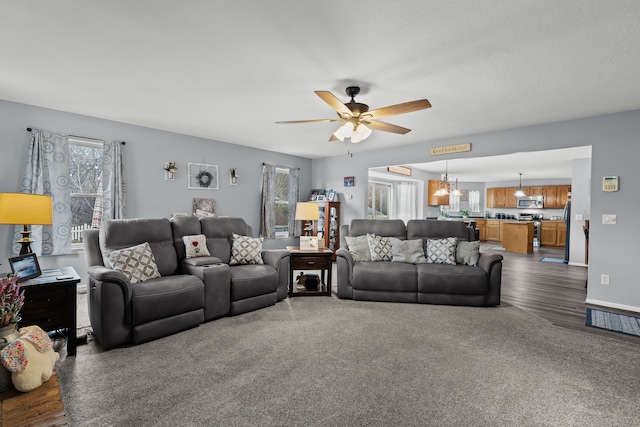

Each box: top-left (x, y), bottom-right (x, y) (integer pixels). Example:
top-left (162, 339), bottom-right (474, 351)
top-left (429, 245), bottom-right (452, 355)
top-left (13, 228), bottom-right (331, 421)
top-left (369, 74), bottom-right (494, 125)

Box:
top-left (336, 248), bottom-right (355, 299)
top-left (182, 256), bottom-right (223, 267)
top-left (181, 261), bottom-right (231, 320)
top-left (477, 253), bottom-right (503, 306)
top-left (262, 249), bottom-right (289, 271)
top-left (86, 265), bottom-right (134, 324)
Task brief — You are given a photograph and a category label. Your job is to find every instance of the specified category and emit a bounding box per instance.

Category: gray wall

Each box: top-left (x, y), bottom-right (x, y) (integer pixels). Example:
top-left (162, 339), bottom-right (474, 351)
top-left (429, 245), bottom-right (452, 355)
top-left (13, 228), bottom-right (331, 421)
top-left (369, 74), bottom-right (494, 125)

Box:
top-left (312, 110), bottom-right (640, 313)
top-left (0, 100), bottom-right (312, 279)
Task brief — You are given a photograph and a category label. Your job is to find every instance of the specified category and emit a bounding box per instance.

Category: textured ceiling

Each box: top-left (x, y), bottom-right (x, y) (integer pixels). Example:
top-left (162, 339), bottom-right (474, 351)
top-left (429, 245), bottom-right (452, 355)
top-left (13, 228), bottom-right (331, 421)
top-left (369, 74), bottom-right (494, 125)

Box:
top-left (1, 1), bottom-right (640, 160)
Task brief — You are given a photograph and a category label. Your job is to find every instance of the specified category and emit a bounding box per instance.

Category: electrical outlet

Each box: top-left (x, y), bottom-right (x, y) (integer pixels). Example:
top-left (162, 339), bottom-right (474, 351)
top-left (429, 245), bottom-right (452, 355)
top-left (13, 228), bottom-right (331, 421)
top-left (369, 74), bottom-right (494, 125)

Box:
top-left (602, 214), bottom-right (617, 225)
top-left (601, 274), bottom-right (610, 285)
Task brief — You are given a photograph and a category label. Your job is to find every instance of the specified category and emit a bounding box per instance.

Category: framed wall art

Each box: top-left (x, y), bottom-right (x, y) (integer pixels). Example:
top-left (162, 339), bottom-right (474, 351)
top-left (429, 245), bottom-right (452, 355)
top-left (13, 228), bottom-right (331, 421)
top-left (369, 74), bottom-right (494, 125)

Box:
top-left (193, 198), bottom-right (216, 219)
top-left (344, 176), bottom-right (355, 187)
top-left (188, 162), bottom-right (218, 190)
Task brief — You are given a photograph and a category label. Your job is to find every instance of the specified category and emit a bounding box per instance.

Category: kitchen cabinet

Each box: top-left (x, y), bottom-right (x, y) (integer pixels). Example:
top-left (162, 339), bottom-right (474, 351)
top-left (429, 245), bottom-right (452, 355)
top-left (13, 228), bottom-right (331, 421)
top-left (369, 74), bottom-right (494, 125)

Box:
top-left (529, 187), bottom-right (543, 196)
top-left (543, 186), bottom-right (557, 208)
top-left (556, 185), bottom-right (571, 208)
top-left (540, 220), bottom-right (566, 247)
top-left (428, 179), bottom-right (450, 206)
top-left (485, 220), bottom-right (502, 241)
top-left (505, 187), bottom-right (518, 208)
top-left (487, 188), bottom-right (506, 208)
top-left (502, 222), bottom-right (534, 254)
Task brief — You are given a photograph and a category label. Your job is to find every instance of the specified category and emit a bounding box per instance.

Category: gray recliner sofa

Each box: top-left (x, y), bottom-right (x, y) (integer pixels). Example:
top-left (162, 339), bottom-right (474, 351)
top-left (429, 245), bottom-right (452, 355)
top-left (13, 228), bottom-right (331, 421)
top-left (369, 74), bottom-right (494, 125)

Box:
top-left (83, 216), bottom-right (289, 350)
top-left (336, 219), bottom-right (503, 306)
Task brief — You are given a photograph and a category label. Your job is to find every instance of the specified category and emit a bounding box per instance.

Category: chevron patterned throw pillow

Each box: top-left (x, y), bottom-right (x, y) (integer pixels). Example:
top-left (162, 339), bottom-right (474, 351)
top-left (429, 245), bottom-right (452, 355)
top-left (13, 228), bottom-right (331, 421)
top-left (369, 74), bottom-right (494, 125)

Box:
top-left (425, 237), bottom-right (457, 265)
top-left (367, 233), bottom-right (393, 262)
top-left (106, 241), bottom-right (161, 284)
top-left (230, 233), bottom-right (264, 265)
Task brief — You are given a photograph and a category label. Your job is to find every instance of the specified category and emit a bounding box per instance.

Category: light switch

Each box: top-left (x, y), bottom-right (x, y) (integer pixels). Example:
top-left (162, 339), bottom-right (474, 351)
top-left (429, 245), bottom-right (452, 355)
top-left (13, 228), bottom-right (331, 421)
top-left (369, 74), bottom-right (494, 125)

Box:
top-left (575, 214), bottom-right (583, 221)
top-left (602, 214), bottom-right (617, 224)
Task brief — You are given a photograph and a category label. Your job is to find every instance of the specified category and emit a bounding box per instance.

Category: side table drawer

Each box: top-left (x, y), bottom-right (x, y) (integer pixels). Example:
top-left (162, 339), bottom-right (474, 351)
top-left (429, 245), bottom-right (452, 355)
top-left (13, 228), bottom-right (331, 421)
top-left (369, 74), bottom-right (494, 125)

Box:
top-left (20, 310), bottom-right (68, 330)
top-left (22, 288), bottom-right (67, 311)
top-left (291, 256), bottom-right (331, 270)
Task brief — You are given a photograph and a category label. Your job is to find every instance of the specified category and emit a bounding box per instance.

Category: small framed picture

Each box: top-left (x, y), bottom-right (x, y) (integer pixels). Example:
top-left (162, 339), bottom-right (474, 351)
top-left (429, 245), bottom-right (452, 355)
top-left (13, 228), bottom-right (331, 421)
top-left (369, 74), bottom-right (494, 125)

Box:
top-left (327, 191), bottom-right (336, 201)
top-left (300, 236), bottom-right (319, 251)
top-left (8, 253), bottom-right (42, 282)
top-left (316, 195), bottom-right (326, 201)
top-left (344, 176), bottom-right (355, 187)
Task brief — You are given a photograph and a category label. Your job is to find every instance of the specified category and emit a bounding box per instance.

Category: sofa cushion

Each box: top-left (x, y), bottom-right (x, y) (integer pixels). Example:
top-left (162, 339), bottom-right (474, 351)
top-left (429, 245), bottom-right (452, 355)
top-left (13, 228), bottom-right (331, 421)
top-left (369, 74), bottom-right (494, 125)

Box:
top-left (426, 237), bottom-right (457, 265)
top-left (391, 239), bottom-right (428, 264)
top-left (345, 235), bottom-right (371, 262)
top-left (230, 233), bottom-right (264, 265)
top-left (131, 274), bottom-right (204, 324)
top-left (407, 219), bottom-right (469, 240)
top-left (367, 233), bottom-right (393, 262)
top-left (229, 265), bottom-right (278, 301)
top-left (353, 262), bottom-right (417, 292)
top-left (105, 242), bottom-right (161, 284)
top-left (200, 217), bottom-right (254, 263)
top-left (416, 264), bottom-right (489, 295)
top-left (456, 241), bottom-right (480, 266)
top-left (182, 234), bottom-right (211, 258)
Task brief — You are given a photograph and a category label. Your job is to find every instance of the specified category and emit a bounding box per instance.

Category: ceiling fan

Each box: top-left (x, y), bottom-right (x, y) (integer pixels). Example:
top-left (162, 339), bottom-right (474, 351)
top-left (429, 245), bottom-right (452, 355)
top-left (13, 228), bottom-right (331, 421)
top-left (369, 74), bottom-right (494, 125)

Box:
top-left (276, 86), bottom-right (432, 143)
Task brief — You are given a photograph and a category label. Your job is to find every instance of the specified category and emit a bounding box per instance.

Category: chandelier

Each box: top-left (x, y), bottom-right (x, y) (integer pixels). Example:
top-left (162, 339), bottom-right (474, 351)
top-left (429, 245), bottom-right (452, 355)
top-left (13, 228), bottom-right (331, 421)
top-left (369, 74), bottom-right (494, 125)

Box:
top-left (434, 161), bottom-right (461, 197)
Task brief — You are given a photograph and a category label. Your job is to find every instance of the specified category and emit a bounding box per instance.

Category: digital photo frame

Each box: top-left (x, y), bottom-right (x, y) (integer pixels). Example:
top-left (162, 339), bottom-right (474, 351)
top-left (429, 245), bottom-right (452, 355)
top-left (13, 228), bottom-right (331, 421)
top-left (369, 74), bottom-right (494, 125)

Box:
top-left (8, 253), bottom-right (42, 282)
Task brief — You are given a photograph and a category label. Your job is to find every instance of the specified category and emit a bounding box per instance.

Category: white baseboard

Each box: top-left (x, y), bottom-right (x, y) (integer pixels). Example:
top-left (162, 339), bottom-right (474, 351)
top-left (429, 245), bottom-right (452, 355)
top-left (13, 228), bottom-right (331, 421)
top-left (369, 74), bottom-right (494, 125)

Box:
top-left (585, 298), bottom-right (640, 314)
top-left (77, 284), bottom-right (87, 294)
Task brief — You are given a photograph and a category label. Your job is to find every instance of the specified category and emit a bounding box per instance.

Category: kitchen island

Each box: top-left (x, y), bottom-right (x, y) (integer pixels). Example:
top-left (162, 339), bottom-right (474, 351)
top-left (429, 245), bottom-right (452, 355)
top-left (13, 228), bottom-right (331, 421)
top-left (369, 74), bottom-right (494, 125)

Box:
top-left (501, 221), bottom-right (534, 254)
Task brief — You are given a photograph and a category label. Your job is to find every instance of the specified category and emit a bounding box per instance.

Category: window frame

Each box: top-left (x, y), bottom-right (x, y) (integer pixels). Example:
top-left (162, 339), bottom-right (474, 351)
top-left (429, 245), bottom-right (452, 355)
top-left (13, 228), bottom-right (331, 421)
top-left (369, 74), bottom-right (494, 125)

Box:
top-left (68, 136), bottom-right (104, 250)
top-left (274, 166), bottom-right (291, 238)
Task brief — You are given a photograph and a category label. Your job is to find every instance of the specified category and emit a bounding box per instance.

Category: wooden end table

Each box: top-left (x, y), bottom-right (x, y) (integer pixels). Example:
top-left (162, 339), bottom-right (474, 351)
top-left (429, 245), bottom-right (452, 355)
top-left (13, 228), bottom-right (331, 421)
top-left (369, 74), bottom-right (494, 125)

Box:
top-left (287, 246), bottom-right (333, 297)
top-left (19, 266), bottom-right (81, 356)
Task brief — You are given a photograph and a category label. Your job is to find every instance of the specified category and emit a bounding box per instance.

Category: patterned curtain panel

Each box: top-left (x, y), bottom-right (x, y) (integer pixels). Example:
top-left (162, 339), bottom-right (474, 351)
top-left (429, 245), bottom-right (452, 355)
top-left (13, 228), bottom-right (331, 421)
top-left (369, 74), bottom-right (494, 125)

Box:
top-left (16, 129), bottom-right (72, 255)
top-left (259, 164), bottom-right (276, 238)
top-left (95, 140), bottom-right (126, 225)
top-left (288, 167), bottom-right (301, 237)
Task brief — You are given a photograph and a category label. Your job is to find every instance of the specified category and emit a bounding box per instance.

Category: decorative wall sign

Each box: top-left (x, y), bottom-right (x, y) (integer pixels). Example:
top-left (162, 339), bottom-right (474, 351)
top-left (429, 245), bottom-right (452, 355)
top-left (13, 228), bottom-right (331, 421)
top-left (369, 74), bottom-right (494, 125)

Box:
top-left (192, 198), bottom-right (216, 219)
top-left (188, 162), bottom-right (218, 190)
top-left (429, 143), bottom-right (472, 156)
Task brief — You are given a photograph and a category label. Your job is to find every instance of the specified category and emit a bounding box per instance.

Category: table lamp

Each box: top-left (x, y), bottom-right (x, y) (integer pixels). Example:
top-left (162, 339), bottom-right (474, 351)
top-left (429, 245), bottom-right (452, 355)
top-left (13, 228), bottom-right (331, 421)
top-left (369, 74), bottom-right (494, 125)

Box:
top-left (0, 193), bottom-right (53, 255)
top-left (295, 202), bottom-right (319, 236)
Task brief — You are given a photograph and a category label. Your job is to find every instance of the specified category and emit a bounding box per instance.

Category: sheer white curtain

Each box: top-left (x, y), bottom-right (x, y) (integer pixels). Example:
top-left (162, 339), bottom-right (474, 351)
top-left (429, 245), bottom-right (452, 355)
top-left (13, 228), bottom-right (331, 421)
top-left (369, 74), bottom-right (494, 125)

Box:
top-left (394, 181), bottom-right (418, 224)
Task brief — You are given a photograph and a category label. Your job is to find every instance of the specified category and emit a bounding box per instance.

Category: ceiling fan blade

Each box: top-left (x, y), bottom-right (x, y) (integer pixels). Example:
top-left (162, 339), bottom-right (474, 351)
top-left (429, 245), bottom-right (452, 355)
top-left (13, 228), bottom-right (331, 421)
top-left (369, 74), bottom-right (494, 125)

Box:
top-left (365, 120), bottom-right (412, 134)
top-left (276, 119), bottom-right (343, 124)
top-left (314, 91), bottom-right (353, 116)
top-left (366, 99), bottom-right (431, 119)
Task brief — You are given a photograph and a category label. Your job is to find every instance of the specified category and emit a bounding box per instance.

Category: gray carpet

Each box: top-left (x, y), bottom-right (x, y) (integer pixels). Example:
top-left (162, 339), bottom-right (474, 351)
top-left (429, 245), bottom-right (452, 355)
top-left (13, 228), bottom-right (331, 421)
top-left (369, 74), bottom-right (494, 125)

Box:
top-left (57, 296), bottom-right (640, 426)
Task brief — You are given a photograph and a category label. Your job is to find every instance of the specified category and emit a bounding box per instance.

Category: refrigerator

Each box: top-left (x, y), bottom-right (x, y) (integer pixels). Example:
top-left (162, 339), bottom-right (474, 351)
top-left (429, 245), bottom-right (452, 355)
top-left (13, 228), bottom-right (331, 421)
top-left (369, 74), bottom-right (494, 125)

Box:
top-left (563, 200), bottom-right (571, 263)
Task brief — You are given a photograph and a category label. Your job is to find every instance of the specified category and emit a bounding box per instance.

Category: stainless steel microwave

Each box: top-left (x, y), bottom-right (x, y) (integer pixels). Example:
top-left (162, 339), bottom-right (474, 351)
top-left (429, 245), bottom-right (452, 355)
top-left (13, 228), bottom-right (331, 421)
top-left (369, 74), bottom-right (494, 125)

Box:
top-left (516, 196), bottom-right (544, 209)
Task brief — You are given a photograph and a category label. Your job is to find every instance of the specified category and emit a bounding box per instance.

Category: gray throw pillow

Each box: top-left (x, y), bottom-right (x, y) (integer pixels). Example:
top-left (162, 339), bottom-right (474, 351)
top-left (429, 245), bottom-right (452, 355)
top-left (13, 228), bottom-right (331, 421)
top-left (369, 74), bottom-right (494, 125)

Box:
top-left (456, 241), bottom-right (480, 266)
top-left (367, 233), bottom-right (393, 262)
top-left (345, 235), bottom-right (371, 262)
top-left (106, 242), bottom-right (161, 284)
top-left (230, 233), bottom-right (264, 265)
top-left (391, 239), bottom-right (428, 264)
top-left (426, 237), bottom-right (457, 265)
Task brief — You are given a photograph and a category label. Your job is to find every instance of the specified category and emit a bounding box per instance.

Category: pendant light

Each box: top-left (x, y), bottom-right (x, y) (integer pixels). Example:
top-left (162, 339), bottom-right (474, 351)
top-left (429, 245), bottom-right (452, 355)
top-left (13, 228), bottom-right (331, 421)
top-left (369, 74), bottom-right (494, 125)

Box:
top-left (514, 173), bottom-right (526, 197)
top-left (434, 161), bottom-right (450, 196)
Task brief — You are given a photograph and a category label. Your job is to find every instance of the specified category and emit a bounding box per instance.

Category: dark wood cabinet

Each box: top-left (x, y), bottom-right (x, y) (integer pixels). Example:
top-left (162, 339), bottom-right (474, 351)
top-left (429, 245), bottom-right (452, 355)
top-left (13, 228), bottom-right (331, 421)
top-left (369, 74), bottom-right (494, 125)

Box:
top-left (313, 201), bottom-right (340, 259)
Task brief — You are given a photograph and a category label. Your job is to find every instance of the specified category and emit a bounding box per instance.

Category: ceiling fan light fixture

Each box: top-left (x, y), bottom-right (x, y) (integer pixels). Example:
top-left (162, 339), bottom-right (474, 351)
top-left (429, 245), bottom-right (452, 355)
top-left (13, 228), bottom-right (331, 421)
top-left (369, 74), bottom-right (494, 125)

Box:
top-left (332, 122), bottom-right (354, 141)
top-left (351, 123), bottom-right (372, 143)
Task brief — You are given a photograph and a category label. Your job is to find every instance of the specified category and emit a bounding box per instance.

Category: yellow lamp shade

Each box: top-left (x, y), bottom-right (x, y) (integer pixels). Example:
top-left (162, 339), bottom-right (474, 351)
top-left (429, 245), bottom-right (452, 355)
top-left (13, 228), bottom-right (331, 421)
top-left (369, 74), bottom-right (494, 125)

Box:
top-left (0, 193), bottom-right (53, 225)
top-left (294, 202), bottom-right (319, 221)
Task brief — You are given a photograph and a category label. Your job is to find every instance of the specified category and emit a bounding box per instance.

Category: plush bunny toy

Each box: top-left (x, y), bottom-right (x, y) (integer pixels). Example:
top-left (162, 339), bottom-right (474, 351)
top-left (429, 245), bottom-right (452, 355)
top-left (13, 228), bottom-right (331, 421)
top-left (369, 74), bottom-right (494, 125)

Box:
top-left (0, 325), bottom-right (60, 392)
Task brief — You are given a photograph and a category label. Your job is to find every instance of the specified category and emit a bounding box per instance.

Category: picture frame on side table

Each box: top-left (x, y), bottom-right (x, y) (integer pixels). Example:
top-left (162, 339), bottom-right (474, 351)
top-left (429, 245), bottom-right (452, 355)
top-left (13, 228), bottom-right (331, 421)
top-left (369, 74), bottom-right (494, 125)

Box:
top-left (8, 253), bottom-right (42, 282)
top-left (300, 236), bottom-right (319, 251)
top-left (327, 191), bottom-right (336, 201)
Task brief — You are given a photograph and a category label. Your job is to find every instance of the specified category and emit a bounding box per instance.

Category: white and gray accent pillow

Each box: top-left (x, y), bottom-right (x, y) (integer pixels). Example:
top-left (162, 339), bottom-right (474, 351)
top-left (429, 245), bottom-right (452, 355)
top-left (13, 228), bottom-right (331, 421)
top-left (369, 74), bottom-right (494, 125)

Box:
top-left (106, 242), bottom-right (161, 284)
top-left (345, 235), bottom-right (371, 262)
top-left (425, 237), bottom-right (457, 265)
top-left (456, 241), bottom-right (480, 266)
top-left (391, 239), bottom-right (428, 264)
top-left (182, 234), bottom-right (211, 259)
top-left (367, 233), bottom-right (393, 262)
top-left (230, 233), bottom-right (264, 265)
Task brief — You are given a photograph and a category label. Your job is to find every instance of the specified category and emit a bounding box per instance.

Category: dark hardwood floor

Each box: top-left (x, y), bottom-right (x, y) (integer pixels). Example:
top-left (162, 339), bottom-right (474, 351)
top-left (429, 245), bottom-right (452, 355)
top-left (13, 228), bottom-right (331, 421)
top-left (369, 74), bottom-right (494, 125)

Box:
top-left (483, 243), bottom-right (640, 345)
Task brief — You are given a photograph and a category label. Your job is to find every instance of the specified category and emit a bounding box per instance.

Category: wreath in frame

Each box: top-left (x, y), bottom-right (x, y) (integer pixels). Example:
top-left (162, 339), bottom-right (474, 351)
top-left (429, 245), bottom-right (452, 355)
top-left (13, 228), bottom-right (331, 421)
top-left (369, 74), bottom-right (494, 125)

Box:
top-left (196, 170), bottom-right (214, 188)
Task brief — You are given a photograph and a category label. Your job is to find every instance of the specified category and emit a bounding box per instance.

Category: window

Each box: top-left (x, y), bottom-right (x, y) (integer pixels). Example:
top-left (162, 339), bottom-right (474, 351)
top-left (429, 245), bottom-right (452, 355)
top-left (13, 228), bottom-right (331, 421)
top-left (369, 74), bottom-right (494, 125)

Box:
top-left (449, 191), bottom-right (460, 212)
top-left (469, 190), bottom-right (480, 213)
top-left (274, 167), bottom-right (290, 237)
top-left (368, 181), bottom-right (391, 219)
top-left (69, 137), bottom-right (103, 246)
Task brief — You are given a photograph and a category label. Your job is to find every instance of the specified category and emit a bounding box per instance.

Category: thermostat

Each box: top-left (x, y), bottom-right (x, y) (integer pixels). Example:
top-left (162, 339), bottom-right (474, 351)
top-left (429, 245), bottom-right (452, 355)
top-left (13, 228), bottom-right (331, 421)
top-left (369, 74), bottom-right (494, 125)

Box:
top-left (602, 176), bottom-right (619, 192)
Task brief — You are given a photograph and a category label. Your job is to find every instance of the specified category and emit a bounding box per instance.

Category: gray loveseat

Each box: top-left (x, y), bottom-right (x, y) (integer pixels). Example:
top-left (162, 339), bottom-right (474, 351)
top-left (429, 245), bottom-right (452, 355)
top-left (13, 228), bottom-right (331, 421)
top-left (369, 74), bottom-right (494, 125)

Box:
top-left (336, 219), bottom-right (503, 306)
top-left (83, 216), bottom-right (289, 350)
